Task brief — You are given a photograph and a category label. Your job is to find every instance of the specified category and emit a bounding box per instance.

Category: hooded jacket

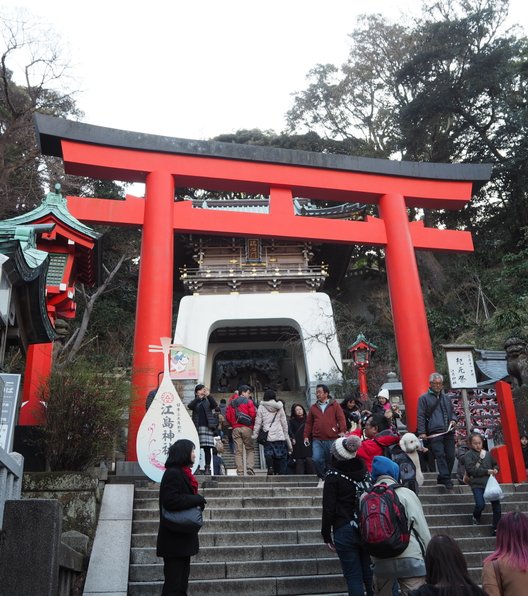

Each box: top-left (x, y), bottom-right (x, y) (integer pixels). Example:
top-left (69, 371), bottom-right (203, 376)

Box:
top-left (369, 456), bottom-right (431, 579)
top-left (252, 399), bottom-right (292, 449)
top-left (321, 456), bottom-right (371, 543)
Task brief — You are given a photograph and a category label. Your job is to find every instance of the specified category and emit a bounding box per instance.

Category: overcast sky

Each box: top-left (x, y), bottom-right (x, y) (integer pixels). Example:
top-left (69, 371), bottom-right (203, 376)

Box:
top-left (4, 0), bottom-right (526, 142)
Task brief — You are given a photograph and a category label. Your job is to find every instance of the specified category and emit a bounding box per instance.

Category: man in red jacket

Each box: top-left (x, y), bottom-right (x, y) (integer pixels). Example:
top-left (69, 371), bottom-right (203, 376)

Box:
top-left (226, 385), bottom-right (257, 475)
top-left (304, 384), bottom-right (347, 486)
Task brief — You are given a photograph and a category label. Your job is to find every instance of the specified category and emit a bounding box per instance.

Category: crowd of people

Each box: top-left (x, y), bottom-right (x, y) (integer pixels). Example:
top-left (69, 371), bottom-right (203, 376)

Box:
top-left (155, 373), bottom-right (528, 595)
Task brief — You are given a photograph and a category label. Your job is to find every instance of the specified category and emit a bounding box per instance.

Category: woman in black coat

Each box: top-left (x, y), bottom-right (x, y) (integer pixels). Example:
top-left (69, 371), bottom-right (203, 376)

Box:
top-left (157, 439), bottom-right (206, 596)
top-left (289, 403), bottom-right (315, 474)
top-left (188, 384), bottom-right (218, 474)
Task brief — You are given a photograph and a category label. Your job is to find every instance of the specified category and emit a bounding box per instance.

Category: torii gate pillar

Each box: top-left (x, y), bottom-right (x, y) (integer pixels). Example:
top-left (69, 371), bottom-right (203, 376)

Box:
top-left (129, 171), bottom-right (175, 458)
top-left (380, 194), bottom-right (436, 419)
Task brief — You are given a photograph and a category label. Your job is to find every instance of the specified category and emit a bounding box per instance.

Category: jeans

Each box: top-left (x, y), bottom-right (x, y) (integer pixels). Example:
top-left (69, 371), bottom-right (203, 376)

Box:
top-left (333, 523), bottom-right (373, 596)
top-left (429, 432), bottom-right (455, 483)
top-left (472, 486), bottom-right (502, 528)
top-left (312, 439), bottom-right (333, 479)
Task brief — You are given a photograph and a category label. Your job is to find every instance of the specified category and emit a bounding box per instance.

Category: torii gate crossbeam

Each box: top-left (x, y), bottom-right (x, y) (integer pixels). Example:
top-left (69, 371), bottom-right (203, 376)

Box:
top-left (34, 115), bottom-right (491, 461)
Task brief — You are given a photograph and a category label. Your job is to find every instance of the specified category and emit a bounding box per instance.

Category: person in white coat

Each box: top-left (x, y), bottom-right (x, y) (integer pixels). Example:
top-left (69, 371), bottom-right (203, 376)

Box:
top-left (369, 456), bottom-right (431, 595)
top-left (253, 389), bottom-right (292, 475)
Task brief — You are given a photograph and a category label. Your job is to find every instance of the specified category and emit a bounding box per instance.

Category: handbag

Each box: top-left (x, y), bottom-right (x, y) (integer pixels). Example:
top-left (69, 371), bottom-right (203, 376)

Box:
top-left (257, 411), bottom-right (279, 445)
top-left (234, 402), bottom-right (253, 426)
top-left (483, 474), bottom-right (504, 502)
top-left (257, 427), bottom-right (269, 445)
top-left (161, 505), bottom-right (203, 533)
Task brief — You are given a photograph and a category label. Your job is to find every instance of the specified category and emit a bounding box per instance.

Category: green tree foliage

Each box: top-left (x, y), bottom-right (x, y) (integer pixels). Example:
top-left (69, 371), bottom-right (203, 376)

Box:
top-left (0, 11), bottom-right (81, 216)
top-left (38, 362), bottom-right (129, 471)
top-left (288, 0), bottom-right (528, 353)
top-left (288, 0), bottom-right (528, 250)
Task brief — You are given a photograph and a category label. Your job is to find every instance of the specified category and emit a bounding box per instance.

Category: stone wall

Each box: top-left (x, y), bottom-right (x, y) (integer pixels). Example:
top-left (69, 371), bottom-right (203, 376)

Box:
top-left (23, 471), bottom-right (100, 538)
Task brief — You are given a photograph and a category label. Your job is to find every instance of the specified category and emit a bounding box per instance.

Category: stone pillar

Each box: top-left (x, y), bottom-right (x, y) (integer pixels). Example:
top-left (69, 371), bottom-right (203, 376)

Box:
top-left (0, 499), bottom-right (62, 595)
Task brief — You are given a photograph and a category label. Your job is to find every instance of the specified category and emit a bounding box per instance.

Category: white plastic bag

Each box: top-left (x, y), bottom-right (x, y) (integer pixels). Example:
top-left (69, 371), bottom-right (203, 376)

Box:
top-left (483, 474), bottom-right (504, 502)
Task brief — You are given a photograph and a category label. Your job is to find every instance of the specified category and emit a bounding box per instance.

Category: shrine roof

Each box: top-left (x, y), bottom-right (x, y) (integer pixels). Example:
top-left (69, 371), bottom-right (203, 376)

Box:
top-left (1, 185), bottom-right (101, 241)
top-left (34, 114), bottom-right (492, 188)
top-left (0, 186), bottom-right (103, 287)
top-left (0, 232), bottom-right (57, 346)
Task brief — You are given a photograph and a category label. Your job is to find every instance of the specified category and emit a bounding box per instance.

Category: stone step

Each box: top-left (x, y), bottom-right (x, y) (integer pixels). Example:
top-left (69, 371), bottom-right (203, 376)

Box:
top-left (133, 494), bottom-right (527, 513)
top-left (131, 541), bottom-right (492, 568)
top-left (132, 511), bottom-right (521, 536)
top-left (131, 529), bottom-right (323, 548)
top-left (131, 529), bottom-right (497, 550)
top-left (129, 573), bottom-right (348, 596)
top-left (128, 474), bottom-right (527, 595)
top-left (129, 557), bottom-right (343, 582)
top-left (131, 543), bottom-right (332, 564)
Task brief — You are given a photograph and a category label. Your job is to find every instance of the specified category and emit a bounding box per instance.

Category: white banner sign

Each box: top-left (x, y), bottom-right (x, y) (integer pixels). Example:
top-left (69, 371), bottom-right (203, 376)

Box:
top-left (0, 373), bottom-right (21, 452)
top-left (446, 350), bottom-right (478, 389)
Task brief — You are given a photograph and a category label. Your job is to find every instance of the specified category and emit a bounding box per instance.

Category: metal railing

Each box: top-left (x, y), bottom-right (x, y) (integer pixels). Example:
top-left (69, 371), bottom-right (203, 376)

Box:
top-left (0, 447), bottom-right (23, 529)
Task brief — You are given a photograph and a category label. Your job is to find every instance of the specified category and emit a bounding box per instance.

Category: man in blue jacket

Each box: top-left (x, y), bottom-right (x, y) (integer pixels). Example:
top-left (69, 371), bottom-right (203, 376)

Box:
top-left (417, 373), bottom-right (457, 489)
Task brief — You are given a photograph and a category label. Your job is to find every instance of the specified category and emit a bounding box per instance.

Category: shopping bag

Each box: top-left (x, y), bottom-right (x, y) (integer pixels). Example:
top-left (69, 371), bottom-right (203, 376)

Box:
top-left (483, 474), bottom-right (504, 502)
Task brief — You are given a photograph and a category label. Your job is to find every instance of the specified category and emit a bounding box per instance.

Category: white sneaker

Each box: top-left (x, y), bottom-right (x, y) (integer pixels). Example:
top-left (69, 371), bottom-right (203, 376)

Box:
top-left (317, 479), bottom-right (325, 488)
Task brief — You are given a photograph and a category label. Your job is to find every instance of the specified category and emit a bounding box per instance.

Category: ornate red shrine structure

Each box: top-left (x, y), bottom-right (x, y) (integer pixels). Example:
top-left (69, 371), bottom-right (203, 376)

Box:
top-left (348, 333), bottom-right (377, 402)
top-left (4, 184), bottom-right (101, 425)
top-left (33, 115), bottom-right (491, 461)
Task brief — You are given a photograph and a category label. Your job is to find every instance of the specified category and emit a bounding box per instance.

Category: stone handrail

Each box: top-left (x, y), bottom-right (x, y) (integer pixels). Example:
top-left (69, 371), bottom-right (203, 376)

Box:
top-left (0, 447), bottom-right (23, 529)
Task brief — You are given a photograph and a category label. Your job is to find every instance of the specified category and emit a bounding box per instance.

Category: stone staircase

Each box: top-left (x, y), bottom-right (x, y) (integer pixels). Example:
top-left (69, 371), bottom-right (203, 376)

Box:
top-left (128, 474), bottom-right (528, 595)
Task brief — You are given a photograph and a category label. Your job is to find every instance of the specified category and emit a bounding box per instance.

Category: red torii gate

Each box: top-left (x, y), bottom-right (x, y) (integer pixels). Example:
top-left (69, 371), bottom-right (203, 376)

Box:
top-left (34, 115), bottom-right (491, 461)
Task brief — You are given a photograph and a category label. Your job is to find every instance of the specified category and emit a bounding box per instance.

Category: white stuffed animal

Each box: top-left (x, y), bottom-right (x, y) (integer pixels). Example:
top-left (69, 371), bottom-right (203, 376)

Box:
top-left (399, 432), bottom-right (424, 487)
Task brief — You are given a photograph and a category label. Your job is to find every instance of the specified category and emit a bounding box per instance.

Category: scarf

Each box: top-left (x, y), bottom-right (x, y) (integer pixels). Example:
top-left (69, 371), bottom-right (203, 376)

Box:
top-left (182, 465), bottom-right (198, 494)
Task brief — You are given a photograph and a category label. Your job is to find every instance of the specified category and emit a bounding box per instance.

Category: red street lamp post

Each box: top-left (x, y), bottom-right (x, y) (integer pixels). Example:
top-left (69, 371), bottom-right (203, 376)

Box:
top-left (348, 333), bottom-right (378, 402)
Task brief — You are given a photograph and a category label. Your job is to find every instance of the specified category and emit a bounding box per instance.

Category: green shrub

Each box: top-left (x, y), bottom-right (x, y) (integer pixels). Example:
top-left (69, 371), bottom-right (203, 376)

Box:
top-left (39, 363), bottom-right (130, 471)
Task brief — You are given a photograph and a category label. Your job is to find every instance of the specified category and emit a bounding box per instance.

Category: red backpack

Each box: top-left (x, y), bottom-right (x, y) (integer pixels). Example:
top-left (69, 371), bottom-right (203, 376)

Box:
top-left (359, 482), bottom-right (412, 559)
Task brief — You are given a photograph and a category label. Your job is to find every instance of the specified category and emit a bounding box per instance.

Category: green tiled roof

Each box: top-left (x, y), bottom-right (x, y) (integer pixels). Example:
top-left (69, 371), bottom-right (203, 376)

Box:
top-left (0, 184), bottom-right (101, 240)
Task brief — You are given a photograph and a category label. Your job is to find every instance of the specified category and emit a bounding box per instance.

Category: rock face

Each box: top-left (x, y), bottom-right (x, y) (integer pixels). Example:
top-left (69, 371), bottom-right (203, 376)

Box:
top-left (23, 471), bottom-right (99, 537)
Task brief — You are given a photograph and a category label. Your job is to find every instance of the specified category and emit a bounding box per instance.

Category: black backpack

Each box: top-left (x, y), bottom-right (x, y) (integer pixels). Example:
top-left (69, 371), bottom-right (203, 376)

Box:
top-left (390, 445), bottom-right (418, 493)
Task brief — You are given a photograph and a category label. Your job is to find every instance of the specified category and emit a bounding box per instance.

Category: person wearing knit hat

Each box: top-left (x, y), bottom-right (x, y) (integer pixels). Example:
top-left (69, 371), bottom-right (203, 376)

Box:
top-left (330, 435), bottom-right (362, 461)
top-left (369, 456), bottom-right (432, 595)
top-left (372, 389), bottom-right (391, 416)
top-left (322, 434), bottom-right (373, 595)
